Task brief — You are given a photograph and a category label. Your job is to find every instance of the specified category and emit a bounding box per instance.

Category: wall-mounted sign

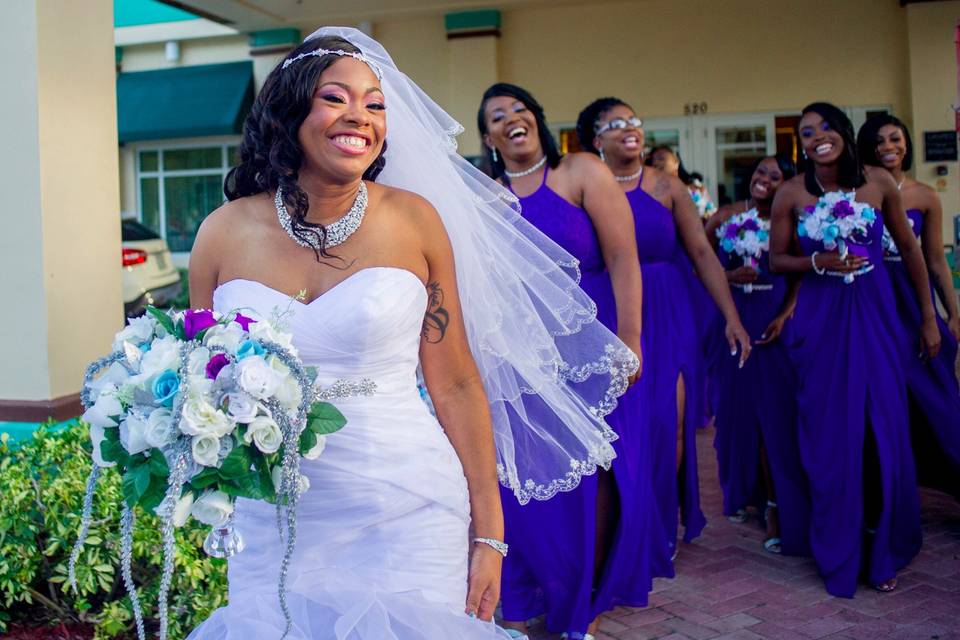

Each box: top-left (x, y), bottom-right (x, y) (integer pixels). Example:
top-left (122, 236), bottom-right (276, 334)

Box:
top-left (924, 130), bottom-right (958, 162)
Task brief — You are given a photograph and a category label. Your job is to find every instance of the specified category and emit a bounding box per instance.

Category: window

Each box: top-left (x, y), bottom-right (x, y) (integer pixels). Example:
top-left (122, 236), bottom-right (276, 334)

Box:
top-left (136, 143), bottom-right (239, 253)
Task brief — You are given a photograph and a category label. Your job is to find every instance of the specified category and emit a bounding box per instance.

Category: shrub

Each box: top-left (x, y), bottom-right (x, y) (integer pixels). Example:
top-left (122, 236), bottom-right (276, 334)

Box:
top-left (0, 422), bottom-right (226, 639)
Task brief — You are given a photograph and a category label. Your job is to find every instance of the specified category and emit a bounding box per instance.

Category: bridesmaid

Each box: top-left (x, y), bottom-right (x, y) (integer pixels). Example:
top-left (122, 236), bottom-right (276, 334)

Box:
top-left (478, 84), bottom-right (646, 639)
top-left (856, 114), bottom-right (960, 499)
top-left (704, 155), bottom-right (810, 556)
top-left (770, 102), bottom-right (940, 596)
top-left (576, 97), bottom-right (751, 568)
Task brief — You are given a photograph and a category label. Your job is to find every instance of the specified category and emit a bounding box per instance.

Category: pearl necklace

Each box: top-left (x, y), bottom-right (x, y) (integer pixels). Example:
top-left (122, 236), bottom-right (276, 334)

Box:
top-left (274, 182), bottom-right (368, 251)
top-left (614, 165), bottom-right (643, 183)
top-left (504, 155), bottom-right (546, 178)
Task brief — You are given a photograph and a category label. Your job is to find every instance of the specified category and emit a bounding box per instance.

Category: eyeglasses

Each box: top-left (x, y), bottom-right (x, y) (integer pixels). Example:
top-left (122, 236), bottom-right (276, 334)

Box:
top-left (595, 117), bottom-right (643, 136)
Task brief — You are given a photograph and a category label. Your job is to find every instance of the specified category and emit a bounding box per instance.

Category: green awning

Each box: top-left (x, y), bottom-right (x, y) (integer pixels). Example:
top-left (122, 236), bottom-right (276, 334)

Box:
top-left (117, 61), bottom-right (254, 143)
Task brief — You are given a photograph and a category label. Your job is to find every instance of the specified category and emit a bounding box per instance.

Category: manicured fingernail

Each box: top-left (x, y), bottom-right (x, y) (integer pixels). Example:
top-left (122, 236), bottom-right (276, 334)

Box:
top-left (730, 349), bottom-right (737, 356)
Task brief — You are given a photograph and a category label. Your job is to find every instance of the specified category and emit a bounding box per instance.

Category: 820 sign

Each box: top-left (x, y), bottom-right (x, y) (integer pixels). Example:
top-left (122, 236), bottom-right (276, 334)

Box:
top-left (683, 102), bottom-right (708, 115)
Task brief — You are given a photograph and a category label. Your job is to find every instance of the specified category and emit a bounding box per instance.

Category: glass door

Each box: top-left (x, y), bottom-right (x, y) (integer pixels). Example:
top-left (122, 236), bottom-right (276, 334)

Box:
top-left (705, 115), bottom-right (775, 206)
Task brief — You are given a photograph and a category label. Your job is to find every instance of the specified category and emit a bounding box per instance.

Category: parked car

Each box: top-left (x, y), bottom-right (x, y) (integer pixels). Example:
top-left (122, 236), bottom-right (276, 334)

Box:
top-left (122, 219), bottom-right (182, 316)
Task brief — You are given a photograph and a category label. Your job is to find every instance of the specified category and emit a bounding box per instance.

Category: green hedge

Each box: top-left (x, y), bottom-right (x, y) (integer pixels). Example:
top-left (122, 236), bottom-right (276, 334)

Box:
top-left (0, 422), bottom-right (226, 639)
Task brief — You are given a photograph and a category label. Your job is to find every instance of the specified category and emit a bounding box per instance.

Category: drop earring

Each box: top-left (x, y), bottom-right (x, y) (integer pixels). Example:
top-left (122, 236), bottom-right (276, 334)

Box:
top-left (491, 147), bottom-right (499, 164)
top-left (599, 148), bottom-right (606, 164)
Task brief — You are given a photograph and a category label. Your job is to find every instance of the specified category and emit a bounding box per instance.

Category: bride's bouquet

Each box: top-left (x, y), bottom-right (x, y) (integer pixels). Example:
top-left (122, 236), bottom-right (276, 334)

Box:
top-left (798, 190), bottom-right (877, 283)
top-left (70, 306), bottom-right (345, 640)
top-left (716, 208), bottom-right (769, 294)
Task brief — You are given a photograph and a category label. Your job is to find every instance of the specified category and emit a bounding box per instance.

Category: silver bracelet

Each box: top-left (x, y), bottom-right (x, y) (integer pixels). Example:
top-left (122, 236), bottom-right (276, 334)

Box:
top-left (811, 251), bottom-right (825, 275)
top-left (473, 537), bottom-right (508, 557)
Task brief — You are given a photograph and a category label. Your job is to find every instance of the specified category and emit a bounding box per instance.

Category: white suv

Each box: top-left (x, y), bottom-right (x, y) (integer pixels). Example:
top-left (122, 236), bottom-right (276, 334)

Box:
top-left (122, 219), bottom-right (182, 316)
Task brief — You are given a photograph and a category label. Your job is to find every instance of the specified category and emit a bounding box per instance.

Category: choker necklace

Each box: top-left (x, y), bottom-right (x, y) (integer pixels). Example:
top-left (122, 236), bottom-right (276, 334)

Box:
top-left (274, 182), bottom-right (368, 250)
top-left (614, 165), bottom-right (643, 183)
top-left (504, 156), bottom-right (547, 178)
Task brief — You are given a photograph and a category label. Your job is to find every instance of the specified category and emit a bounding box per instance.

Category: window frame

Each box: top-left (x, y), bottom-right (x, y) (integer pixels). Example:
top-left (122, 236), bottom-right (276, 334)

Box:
top-left (134, 137), bottom-right (239, 254)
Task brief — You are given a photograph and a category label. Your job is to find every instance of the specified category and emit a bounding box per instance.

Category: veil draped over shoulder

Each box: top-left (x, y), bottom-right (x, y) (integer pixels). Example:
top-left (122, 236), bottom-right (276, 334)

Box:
top-left (311, 27), bottom-right (639, 504)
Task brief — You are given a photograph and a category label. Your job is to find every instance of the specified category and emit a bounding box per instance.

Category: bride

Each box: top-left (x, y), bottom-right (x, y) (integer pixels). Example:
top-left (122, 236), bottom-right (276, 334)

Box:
top-left (186, 27), bottom-right (639, 639)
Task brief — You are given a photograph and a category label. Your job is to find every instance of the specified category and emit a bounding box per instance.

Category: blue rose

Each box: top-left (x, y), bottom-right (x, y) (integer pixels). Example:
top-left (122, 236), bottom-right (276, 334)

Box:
top-left (138, 341), bottom-right (152, 352)
top-left (758, 230), bottom-right (769, 242)
top-left (824, 225), bottom-right (840, 244)
top-left (236, 339), bottom-right (265, 361)
top-left (721, 238), bottom-right (734, 253)
top-left (152, 369), bottom-right (180, 408)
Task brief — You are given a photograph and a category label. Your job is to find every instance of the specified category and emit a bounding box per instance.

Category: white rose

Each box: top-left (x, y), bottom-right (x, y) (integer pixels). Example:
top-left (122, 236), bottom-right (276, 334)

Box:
top-left (119, 414), bottom-right (150, 455)
top-left (274, 377), bottom-right (303, 412)
top-left (144, 408), bottom-right (176, 448)
top-left (82, 387), bottom-right (123, 428)
top-left (87, 363), bottom-right (131, 399)
top-left (112, 315), bottom-right (156, 352)
top-left (250, 322), bottom-right (296, 355)
top-left (302, 434), bottom-right (326, 460)
top-left (204, 324), bottom-right (245, 353)
top-left (190, 490), bottom-right (234, 527)
top-left (88, 422), bottom-right (115, 468)
top-left (186, 347), bottom-right (211, 378)
top-left (225, 392), bottom-right (260, 424)
top-left (271, 467), bottom-right (310, 494)
top-left (171, 492), bottom-right (194, 528)
top-left (139, 335), bottom-right (181, 378)
top-left (181, 395), bottom-right (232, 437)
top-left (191, 434), bottom-right (221, 467)
top-left (243, 415), bottom-right (282, 454)
top-left (236, 356), bottom-right (282, 400)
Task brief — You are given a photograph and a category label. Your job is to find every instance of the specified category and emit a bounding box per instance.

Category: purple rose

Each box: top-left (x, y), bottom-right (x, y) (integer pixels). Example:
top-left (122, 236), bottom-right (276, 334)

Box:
top-left (741, 218), bottom-right (759, 232)
top-left (205, 353), bottom-right (230, 380)
top-left (184, 309), bottom-right (218, 340)
top-left (234, 313), bottom-right (257, 332)
top-left (803, 205), bottom-right (816, 214)
top-left (724, 224), bottom-right (740, 239)
top-left (833, 200), bottom-right (854, 218)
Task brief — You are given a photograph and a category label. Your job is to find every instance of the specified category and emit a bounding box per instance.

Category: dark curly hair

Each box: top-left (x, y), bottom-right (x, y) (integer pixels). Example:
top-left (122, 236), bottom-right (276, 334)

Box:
top-left (800, 102), bottom-right (864, 196)
top-left (224, 36), bottom-right (387, 259)
top-left (575, 96), bottom-right (630, 155)
top-left (856, 113), bottom-right (913, 172)
top-left (476, 83), bottom-right (560, 183)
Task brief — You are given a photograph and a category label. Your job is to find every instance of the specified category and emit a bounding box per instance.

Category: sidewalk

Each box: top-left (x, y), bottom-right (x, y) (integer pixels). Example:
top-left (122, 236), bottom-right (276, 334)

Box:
top-left (526, 426), bottom-right (960, 640)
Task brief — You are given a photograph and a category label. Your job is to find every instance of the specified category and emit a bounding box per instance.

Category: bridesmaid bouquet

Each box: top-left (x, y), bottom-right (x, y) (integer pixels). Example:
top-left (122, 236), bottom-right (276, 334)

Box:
top-left (798, 190), bottom-right (877, 283)
top-left (881, 217), bottom-right (915, 258)
top-left (716, 208), bottom-right (769, 293)
top-left (70, 306), bottom-right (346, 640)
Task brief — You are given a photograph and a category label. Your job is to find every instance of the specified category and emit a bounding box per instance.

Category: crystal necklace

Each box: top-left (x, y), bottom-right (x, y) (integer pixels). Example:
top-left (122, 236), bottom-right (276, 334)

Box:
top-left (813, 173), bottom-right (852, 195)
top-left (614, 165), bottom-right (643, 183)
top-left (504, 155), bottom-right (546, 178)
top-left (274, 182), bottom-right (368, 250)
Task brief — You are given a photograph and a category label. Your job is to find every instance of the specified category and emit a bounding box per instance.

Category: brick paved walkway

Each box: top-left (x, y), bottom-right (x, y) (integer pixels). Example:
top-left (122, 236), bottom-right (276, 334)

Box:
top-left (523, 425), bottom-right (960, 640)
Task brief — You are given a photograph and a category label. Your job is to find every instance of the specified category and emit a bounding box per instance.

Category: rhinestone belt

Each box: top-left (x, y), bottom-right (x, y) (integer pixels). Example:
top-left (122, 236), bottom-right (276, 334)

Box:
top-left (313, 378), bottom-right (377, 401)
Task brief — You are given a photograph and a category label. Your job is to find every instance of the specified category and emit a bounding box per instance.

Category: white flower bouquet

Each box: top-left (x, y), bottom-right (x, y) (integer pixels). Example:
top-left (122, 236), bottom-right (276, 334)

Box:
top-left (69, 306), bottom-right (345, 640)
top-left (716, 208), bottom-right (770, 294)
top-left (798, 190), bottom-right (877, 283)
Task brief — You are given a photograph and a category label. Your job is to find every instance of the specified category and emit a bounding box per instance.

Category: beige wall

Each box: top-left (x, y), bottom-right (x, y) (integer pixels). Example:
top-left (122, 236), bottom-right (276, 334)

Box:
top-left (1, 0), bottom-right (122, 402)
top-left (119, 34), bottom-right (249, 72)
top-left (907, 1), bottom-right (959, 235)
top-left (499, 0), bottom-right (911, 124)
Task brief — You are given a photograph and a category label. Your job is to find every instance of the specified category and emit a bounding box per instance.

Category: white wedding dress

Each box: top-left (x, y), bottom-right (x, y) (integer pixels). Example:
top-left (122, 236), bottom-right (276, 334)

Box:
top-left (188, 267), bottom-right (511, 639)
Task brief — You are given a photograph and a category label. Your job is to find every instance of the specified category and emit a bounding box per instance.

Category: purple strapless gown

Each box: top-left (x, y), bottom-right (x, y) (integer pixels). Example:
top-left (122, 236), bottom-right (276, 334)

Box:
top-left (627, 185), bottom-right (706, 569)
top-left (708, 235), bottom-right (810, 555)
top-left (883, 209), bottom-right (960, 498)
top-left (788, 197), bottom-right (921, 597)
top-left (498, 169), bottom-right (656, 633)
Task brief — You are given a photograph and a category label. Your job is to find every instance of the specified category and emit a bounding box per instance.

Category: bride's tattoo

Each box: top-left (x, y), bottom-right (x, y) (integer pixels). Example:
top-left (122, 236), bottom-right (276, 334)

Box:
top-left (422, 281), bottom-right (450, 343)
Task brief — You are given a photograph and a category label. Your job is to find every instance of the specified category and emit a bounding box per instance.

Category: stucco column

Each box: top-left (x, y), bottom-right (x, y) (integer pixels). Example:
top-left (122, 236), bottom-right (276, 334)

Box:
top-left (0, 0), bottom-right (122, 420)
top-left (445, 11), bottom-right (500, 157)
top-left (907, 1), bottom-right (960, 244)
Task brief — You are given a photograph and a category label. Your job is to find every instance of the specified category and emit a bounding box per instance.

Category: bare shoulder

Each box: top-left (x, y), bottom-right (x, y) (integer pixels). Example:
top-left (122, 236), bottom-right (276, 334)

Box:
top-left (561, 151), bottom-right (605, 174)
top-left (777, 175), bottom-right (806, 199)
top-left (193, 194), bottom-right (269, 256)
top-left (369, 182), bottom-right (440, 227)
top-left (642, 166), bottom-right (679, 200)
top-left (864, 165), bottom-right (896, 191)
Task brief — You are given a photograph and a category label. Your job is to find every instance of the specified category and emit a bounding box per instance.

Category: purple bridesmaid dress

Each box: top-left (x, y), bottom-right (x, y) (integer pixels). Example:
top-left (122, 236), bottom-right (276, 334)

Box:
top-left (883, 209), bottom-right (960, 498)
top-left (498, 168), bottom-right (657, 634)
top-left (626, 183), bottom-right (706, 568)
top-left (788, 195), bottom-right (921, 597)
top-left (708, 227), bottom-right (811, 555)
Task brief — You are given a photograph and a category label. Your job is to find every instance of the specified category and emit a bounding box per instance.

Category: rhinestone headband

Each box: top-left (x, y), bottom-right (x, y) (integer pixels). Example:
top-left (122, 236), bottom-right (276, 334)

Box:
top-left (281, 48), bottom-right (384, 79)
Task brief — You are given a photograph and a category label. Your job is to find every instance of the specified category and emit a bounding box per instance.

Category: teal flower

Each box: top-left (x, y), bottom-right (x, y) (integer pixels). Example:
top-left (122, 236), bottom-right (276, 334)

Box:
top-left (152, 369), bottom-right (180, 408)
